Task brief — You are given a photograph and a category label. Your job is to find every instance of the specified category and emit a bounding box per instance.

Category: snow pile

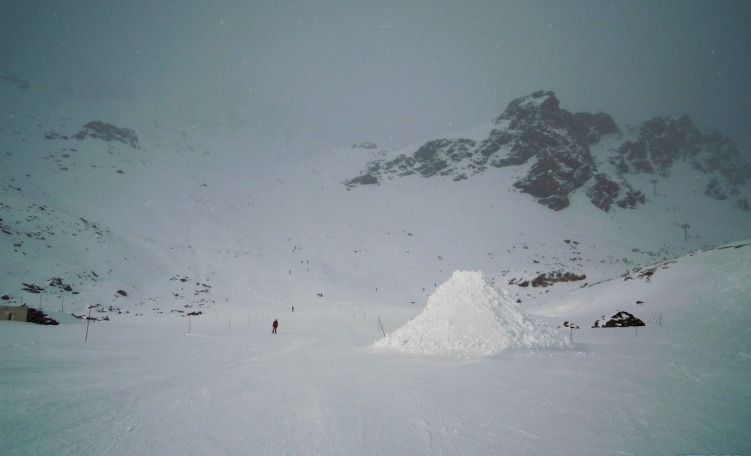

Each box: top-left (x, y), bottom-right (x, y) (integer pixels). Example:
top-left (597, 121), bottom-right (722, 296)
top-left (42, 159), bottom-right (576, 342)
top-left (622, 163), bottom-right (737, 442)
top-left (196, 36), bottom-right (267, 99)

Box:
top-left (374, 270), bottom-right (569, 356)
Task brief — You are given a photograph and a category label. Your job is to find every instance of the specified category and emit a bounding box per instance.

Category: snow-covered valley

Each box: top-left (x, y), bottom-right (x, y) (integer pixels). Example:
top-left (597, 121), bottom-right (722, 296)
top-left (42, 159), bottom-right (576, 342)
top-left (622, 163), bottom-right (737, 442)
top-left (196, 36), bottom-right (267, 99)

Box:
top-left (2, 77), bottom-right (750, 455)
top-left (3, 244), bottom-right (749, 455)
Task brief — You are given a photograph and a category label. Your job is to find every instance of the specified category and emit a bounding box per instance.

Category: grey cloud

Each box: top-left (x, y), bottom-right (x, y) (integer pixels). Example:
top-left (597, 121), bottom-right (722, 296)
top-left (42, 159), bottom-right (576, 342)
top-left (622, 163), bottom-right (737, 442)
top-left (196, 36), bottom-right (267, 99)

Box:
top-left (1, 0), bottom-right (749, 150)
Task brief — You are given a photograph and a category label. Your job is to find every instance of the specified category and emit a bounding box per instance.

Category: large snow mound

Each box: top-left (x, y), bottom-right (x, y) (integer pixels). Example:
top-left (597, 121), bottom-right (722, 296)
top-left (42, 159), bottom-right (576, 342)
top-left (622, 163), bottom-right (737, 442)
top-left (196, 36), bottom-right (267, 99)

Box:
top-left (373, 270), bottom-right (570, 356)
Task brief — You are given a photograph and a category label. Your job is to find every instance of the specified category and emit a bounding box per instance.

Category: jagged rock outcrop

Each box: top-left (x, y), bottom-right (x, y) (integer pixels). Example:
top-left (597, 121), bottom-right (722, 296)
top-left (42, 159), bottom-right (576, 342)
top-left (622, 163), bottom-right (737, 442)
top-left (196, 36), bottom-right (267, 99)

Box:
top-left (345, 90), bottom-right (750, 212)
top-left (530, 271), bottom-right (586, 288)
top-left (43, 121), bottom-right (140, 149)
top-left (611, 115), bottom-right (751, 209)
top-left (26, 307), bottom-right (59, 325)
top-left (344, 91), bottom-right (619, 210)
top-left (592, 311), bottom-right (645, 328)
top-left (73, 121), bottom-right (140, 149)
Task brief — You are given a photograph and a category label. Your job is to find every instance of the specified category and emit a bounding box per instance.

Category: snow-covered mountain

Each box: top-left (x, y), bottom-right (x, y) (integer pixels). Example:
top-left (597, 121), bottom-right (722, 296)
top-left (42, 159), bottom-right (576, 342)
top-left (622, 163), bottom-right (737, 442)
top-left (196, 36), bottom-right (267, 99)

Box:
top-left (2, 75), bottom-right (751, 317)
top-left (2, 72), bottom-right (750, 454)
top-left (345, 90), bottom-right (751, 212)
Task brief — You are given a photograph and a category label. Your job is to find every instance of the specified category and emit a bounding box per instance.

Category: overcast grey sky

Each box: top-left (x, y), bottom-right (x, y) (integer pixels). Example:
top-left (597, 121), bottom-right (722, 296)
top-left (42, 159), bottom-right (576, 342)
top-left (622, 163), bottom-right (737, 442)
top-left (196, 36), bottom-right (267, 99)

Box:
top-left (2, 0), bottom-right (750, 148)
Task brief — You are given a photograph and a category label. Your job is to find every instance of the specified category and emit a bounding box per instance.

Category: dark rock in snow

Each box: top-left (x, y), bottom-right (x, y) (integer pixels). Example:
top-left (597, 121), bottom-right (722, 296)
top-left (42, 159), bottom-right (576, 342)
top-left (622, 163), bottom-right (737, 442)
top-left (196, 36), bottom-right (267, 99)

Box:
top-left (592, 311), bottom-right (645, 328)
top-left (21, 283), bottom-right (45, 293)
top-left (614, 115), bottom-right (751, 208)
top-left (344, 172), bottom-right (380, 188)
top-left (587, 173), bottom-right (620, 212)
top-left (49, 277), bottom-right (74, 293)
top-left (26, 307), bottom-right (59, 326)
top-left (530, 271), bottom-right (587, 287)
top-left (74, 121), bottom-right (140, 149)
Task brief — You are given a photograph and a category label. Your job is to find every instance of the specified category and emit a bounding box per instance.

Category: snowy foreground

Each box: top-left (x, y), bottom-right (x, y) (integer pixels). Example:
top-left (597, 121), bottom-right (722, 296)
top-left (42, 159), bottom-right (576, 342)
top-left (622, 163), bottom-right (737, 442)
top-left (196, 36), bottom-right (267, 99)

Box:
top-left (2, 246), bottom-right (751, 455)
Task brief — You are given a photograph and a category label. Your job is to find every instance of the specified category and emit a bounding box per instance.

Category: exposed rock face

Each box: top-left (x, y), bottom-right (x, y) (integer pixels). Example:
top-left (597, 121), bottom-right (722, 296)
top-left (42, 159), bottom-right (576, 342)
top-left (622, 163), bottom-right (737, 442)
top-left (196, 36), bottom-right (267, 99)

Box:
top-left (530, 271), bottom-right (586, 288)
top-left (592, 311), bottom-right (645, 328)
top-left (344, 91), bottom-right (618, 209)
top-left (344, 91), bottom-right (616, 210)
top-left (26, 307), bottom-right (59, 325)
top-left (613, 115), bottom-right (751, 182)
top-left (74, 121), bottom-right (140, 149)
top-left (512, 146), bottom-right (594, 210)
top-left (611, 115), bottom-right (751, 209)
top-left (344, 90), bottom-right (751, 212)
top-left (587, 173), bottom-right (620, 211)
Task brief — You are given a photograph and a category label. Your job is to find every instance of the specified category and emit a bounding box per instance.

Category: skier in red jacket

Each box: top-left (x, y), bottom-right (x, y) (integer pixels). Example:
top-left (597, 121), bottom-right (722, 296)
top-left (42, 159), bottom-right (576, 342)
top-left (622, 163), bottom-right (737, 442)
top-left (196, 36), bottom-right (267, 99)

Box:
top-left (272, 319), bottom-right (278, 334)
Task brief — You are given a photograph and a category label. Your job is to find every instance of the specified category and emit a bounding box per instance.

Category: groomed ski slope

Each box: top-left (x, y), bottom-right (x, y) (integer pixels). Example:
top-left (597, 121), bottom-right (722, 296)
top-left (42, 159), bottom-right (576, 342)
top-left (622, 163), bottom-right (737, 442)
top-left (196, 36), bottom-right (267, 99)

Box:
top-left (2, 243), bottom-right (749, 455)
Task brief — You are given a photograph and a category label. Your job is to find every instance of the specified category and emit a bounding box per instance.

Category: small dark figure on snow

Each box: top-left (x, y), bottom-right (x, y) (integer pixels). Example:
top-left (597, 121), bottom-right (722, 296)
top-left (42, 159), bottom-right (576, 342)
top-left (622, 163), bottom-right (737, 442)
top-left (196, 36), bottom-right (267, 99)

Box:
top-left (272, 319), bottom-right (278, 334)
top-left (291, 306), bottom-right (294, 312)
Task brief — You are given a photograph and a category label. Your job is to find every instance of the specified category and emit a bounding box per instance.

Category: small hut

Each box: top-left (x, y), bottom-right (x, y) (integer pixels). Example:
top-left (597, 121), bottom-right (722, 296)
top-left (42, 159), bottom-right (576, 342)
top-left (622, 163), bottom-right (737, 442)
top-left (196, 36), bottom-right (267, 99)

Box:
top-left (0, 305), bottom-right (29, 322)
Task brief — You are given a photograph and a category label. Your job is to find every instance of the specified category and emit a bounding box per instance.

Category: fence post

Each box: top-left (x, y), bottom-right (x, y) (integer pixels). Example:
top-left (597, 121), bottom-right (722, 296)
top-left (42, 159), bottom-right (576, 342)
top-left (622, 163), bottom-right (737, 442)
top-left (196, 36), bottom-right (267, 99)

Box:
top-left (84, 306), bottom-right (92, 342)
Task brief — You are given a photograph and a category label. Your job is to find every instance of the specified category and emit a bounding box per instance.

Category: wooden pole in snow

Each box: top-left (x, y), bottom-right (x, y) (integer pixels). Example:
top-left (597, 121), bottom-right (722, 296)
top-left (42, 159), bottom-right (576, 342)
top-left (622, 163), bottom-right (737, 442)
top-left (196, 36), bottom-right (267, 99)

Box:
top-left (84, 306), bottom-right (92, 342)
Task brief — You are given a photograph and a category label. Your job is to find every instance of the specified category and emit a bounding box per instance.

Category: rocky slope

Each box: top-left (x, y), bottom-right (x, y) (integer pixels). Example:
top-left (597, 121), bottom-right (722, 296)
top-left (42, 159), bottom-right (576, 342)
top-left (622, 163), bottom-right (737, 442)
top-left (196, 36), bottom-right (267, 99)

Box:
top-left (345, 90), bottom-right (751, 212)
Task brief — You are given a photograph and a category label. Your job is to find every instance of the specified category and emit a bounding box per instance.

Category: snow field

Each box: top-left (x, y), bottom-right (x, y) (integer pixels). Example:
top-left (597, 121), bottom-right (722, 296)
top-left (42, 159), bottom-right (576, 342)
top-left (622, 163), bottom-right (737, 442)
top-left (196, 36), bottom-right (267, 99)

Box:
top-left (3, 250), bottom-right (750, 456)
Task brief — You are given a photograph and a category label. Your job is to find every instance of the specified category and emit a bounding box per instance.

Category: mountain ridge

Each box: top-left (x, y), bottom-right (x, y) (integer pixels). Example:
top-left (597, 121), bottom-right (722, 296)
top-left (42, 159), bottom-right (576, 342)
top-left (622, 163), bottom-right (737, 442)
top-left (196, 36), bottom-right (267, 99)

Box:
top-left (2, 78), bottom-right (750, 319)
top-left (344, 90), bottom-right (751, 212)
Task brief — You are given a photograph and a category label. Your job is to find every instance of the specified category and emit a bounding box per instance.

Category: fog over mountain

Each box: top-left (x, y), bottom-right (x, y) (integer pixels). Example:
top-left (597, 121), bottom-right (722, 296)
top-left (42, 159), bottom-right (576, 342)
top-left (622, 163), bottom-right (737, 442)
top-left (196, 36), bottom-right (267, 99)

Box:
top-left (1, 1), bottom-right (750, 149)
top-left (2, 3), bottom-right (751, 455)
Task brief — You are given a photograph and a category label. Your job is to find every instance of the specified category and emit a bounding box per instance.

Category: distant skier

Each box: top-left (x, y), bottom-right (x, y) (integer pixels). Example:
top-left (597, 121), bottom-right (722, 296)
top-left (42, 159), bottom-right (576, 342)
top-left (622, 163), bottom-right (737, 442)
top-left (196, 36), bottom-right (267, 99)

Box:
top-left (272, 319), bottom-right (278, 334)
top-left (291, 306), bottom-right (294, 312)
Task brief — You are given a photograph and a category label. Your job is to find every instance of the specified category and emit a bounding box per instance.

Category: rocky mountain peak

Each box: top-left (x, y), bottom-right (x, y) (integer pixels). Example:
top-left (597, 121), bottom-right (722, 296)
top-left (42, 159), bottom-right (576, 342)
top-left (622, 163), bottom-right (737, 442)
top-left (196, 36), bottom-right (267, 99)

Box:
top-left (344, 91), bottom-right (750, 213)
top-left (610, 114), bottom-right (751, 210)
top-left (495, 90), bottom-right (561, 128)
top-left (495, 90), bottom-right (619, 146)
top-left (614, 114), bottom-right (750, 181)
